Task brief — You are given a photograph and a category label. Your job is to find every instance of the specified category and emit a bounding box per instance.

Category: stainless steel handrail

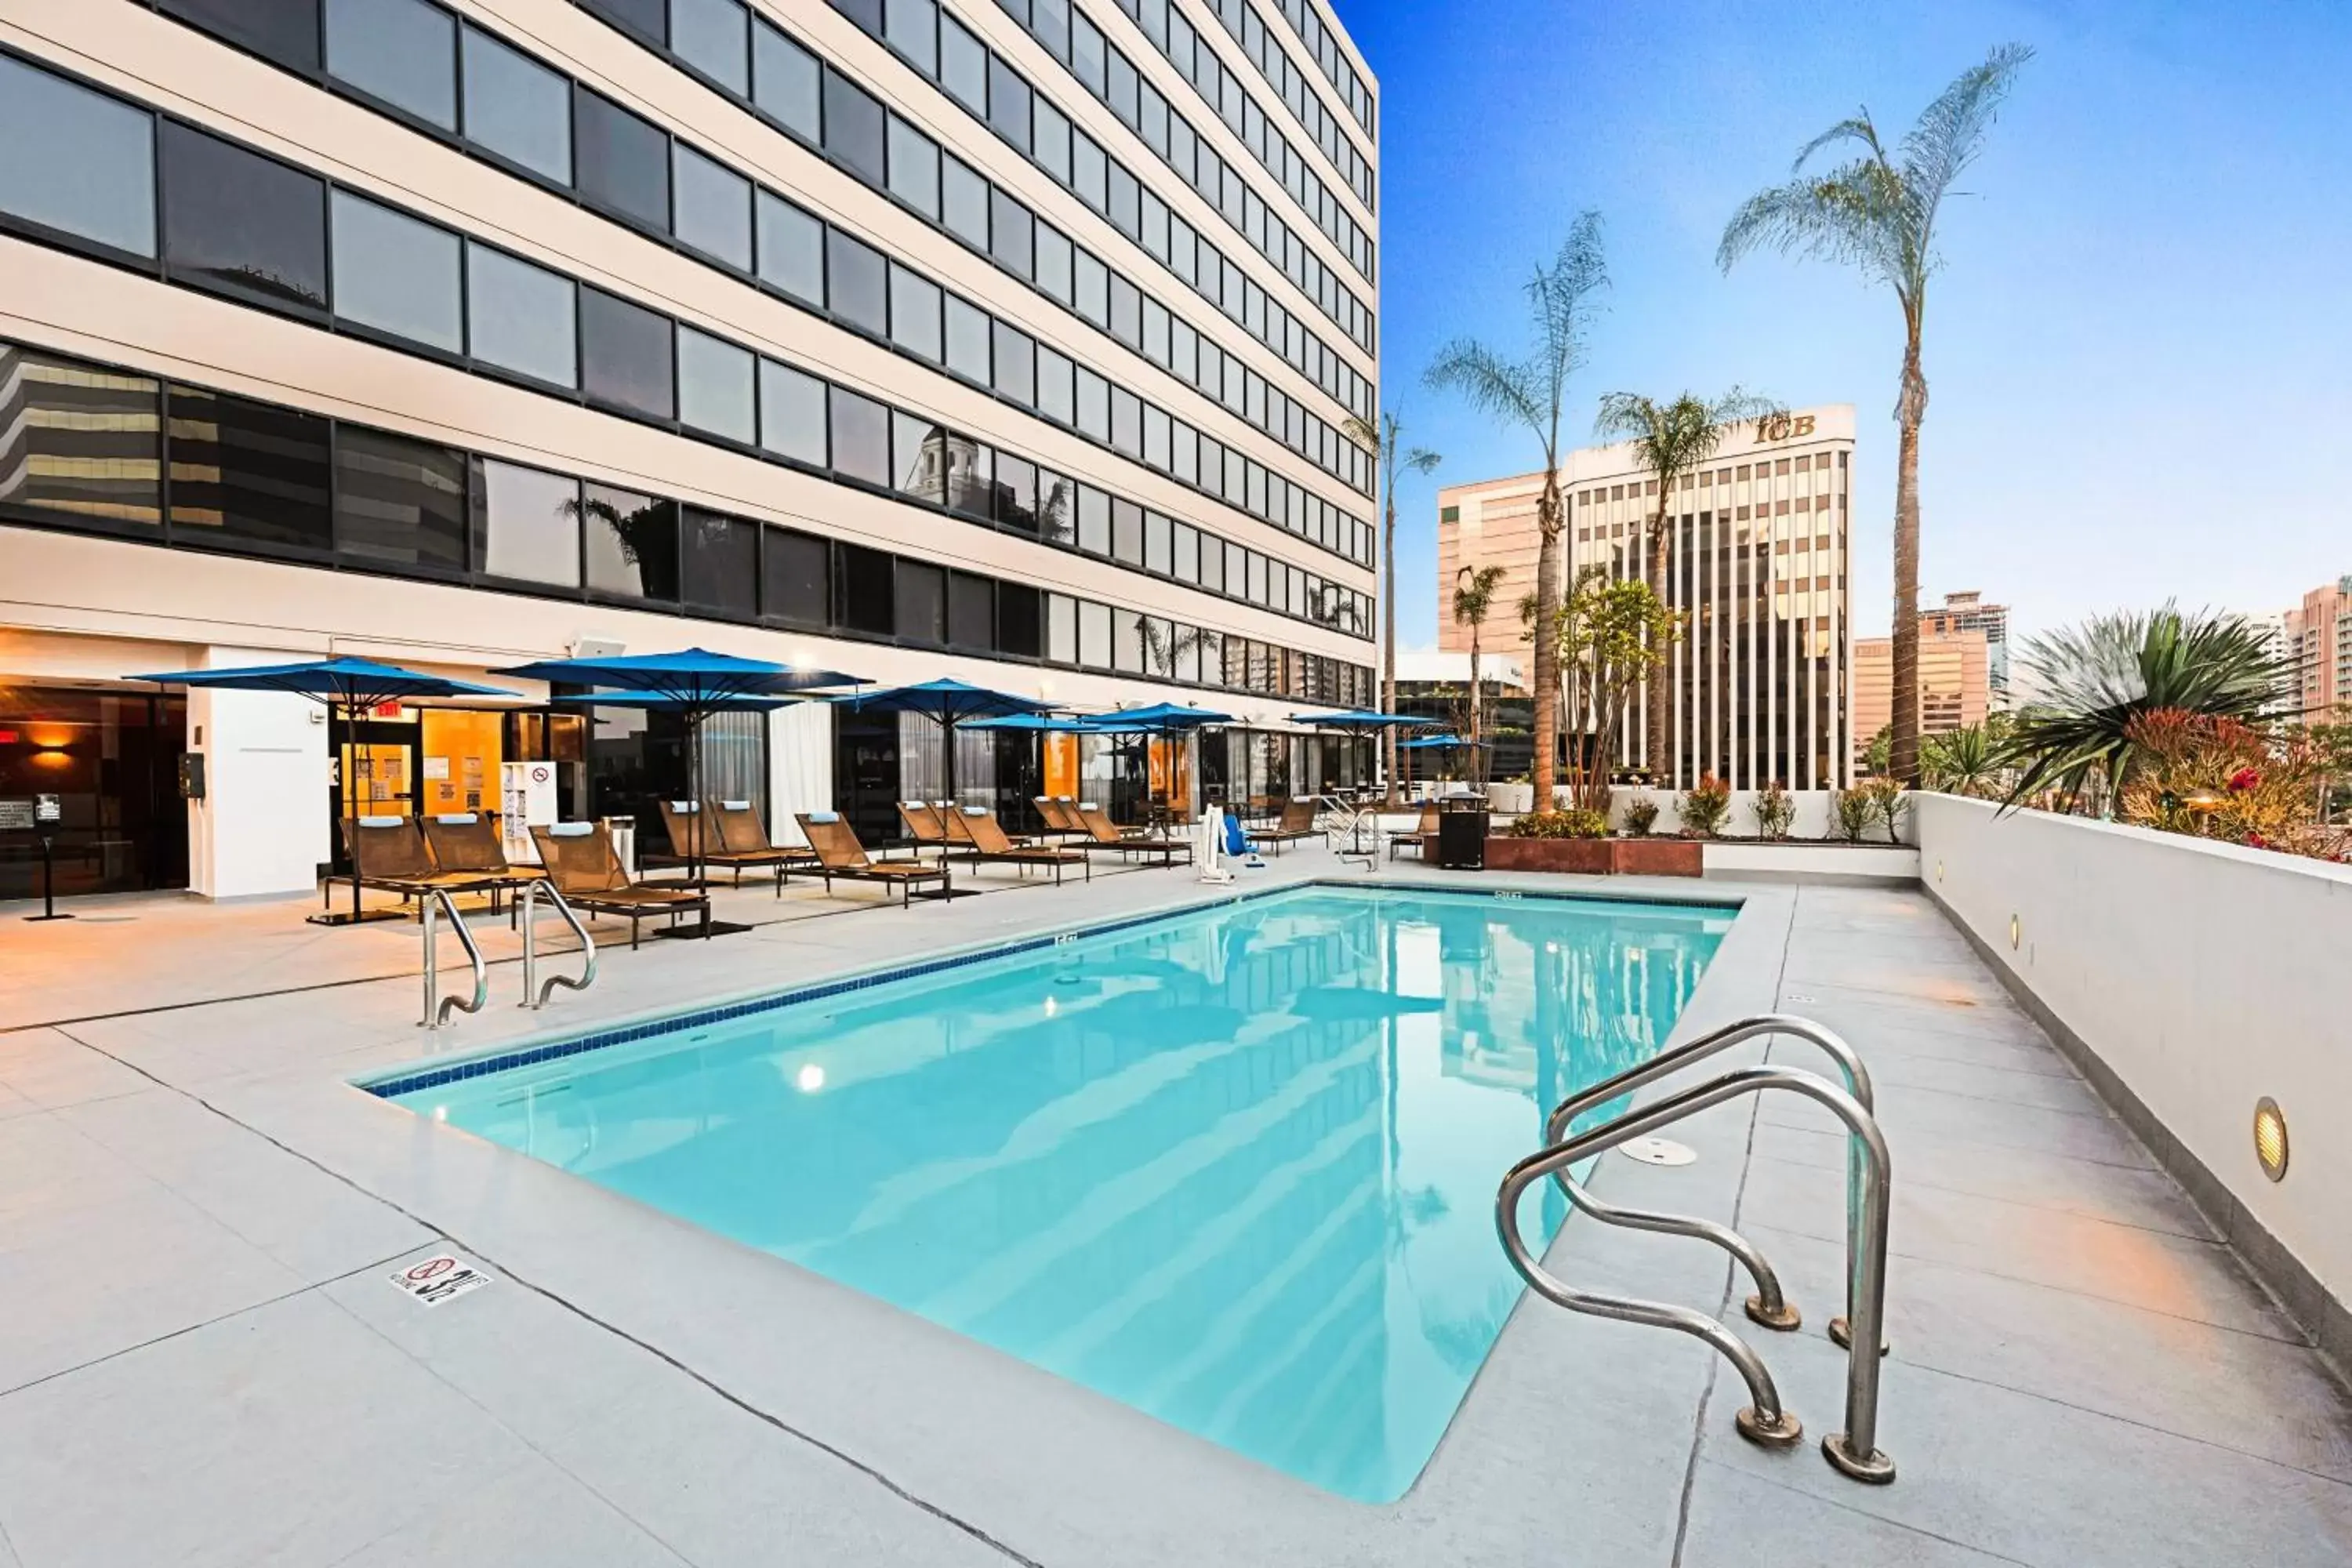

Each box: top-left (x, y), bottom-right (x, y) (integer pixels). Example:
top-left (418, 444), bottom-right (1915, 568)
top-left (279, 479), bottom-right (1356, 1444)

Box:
top-left (1498, 1064), bottom-right (1896, 1483)
top-left (519, 882), bottom-right (597, 1009)
top-left (1547, 1013), bottom-right (1875, 1343)
top-left (420, 889), bottom-right (488, 1029)
top-left (1314, 793), bottom-right (1376, 867)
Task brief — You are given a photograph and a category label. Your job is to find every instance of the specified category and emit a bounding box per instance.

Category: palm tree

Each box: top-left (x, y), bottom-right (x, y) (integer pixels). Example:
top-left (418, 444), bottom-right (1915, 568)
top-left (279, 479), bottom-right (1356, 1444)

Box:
top-left (2003, 606), bottom-right (2286, 811)
top-left (1453, 564), bottom-right (1507, 783)
top-left (1427, 213), bottom-right (1609, 808)
top-left (1919, 712), bottom-right (2011, 797)
top-left (1345, 411), bottom-right (1441, 807)
top-left (1719, 44), bottom-right (2032, 786)
top-left (1591, 390), bottom-right (1779, 780)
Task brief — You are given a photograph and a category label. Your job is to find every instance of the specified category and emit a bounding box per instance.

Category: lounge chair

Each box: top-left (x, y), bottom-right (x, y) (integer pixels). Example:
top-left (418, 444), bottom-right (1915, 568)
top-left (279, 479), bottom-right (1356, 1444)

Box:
top-left (655, 800), bottom-right (813, 890)
top-left (1388, 804), bottom-right (1441, 862)
top-left (897, 800), bottom-right (949, 851)
top-left (1254, 797), bottom-right (1322, 856)
top-left (417, 812), bottom-right (546, 914)
top-left (529, 822), bottom-right (710, 949)
top-left (1032, 796), bottom-right (1087, 837)
top-left (337, 815), bottom-right (506, 915)
top-left (706, 798), bottom-right (821, 895)
top-left (1069, 802), bottom-right (1192, 867)
top-left (796, 812), bottom-right (947, 905)
top-left (945, 807), bottom-right (1090, 884)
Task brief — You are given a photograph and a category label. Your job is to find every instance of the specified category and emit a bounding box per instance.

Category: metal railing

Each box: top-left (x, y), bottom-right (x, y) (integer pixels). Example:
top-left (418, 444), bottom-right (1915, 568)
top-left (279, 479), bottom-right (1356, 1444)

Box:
top-left (519, 882), bottom-right (597, 1009)
top-left (1314, 793), bottom-right (1377, 868)
top-left (419, 889), bottom-right (488, 1029)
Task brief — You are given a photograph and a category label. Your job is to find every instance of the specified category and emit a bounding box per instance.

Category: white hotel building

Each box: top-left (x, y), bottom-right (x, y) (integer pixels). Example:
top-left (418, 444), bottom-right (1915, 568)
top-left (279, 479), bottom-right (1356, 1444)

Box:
top-left (0, 0), bottom-right (1380, 902)
top-left (1437, 405), bottom-right (1856, 792)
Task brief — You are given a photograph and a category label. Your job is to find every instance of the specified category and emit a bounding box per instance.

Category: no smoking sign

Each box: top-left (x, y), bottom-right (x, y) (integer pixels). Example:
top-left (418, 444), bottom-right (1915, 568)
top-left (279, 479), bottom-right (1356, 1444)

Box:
top-left (387, 1252), bottom-right (494, 1308)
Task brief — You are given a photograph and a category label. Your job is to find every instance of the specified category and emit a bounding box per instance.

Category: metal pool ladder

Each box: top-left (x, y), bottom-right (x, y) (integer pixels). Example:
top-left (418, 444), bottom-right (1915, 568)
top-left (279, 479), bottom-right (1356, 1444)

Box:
top-left (519, 882), bottom-right (597, 1009)
top-left (1494, 1013), bottom-right (1898, 1483)
top-left (419, 889), bottom-right (488, 1029)
top-left (1315, 794), bottom-right (1377, 869)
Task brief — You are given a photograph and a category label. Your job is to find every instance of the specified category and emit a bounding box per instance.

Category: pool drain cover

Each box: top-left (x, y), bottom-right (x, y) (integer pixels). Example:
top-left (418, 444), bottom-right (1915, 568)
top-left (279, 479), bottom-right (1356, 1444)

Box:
top-left (1620, 1137), bottom-right (1697, 1167)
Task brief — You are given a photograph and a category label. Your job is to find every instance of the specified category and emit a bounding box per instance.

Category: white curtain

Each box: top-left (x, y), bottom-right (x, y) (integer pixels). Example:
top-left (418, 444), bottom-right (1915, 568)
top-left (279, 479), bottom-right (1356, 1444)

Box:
top-left (766, 701), bottom-right (832, 846)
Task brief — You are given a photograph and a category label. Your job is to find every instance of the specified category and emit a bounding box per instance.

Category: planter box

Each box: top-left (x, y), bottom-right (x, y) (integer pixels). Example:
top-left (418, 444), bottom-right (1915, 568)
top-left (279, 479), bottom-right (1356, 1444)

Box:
top-left (1484, 837), bottom-right (1613, 874)
top-left (1613, 838), bottom-right (1704, 877)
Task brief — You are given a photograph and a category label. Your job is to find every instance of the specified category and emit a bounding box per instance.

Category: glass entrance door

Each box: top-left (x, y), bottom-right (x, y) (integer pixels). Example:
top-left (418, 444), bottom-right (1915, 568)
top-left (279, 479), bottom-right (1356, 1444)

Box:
top-left (0, 688), bottom-right (187, 899)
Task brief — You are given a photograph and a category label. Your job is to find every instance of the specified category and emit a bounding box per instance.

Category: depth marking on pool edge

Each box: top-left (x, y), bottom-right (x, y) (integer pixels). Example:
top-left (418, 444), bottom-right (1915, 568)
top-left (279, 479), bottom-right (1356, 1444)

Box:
top-left (388, 1253), bottom-right (495, 1307)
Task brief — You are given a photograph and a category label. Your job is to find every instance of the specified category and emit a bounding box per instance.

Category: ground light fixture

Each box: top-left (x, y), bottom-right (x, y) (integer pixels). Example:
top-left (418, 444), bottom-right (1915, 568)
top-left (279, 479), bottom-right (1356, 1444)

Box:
top-left (2009, 914), bottom-right (2021, 950)
top-left (2253, 1098), bottom-right (2289, 1181)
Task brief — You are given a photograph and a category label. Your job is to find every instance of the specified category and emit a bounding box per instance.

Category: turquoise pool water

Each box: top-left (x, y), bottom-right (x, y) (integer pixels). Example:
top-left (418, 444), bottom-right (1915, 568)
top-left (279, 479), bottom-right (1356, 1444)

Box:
top-left (387, 885), bottom-right (1730, 1501)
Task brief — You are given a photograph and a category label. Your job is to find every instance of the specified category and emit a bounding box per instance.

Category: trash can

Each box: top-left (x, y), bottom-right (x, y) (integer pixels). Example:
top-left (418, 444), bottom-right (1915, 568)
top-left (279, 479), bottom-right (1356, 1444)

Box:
top-left (1435, 794), bottom-right (1490, 870)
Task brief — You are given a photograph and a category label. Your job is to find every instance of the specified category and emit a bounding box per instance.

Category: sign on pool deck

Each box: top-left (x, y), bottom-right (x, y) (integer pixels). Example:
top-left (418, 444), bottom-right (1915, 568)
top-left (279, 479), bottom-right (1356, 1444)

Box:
top-left (387, 1253), bottom-right (494, 1307)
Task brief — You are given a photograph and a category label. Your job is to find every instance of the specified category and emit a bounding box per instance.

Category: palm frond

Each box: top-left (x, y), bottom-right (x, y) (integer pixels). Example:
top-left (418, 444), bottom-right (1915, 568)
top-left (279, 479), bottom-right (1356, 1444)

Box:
top-left (1403, 447), bottom-right (1443, 476)
top-left (1425, 339), bottom-right (1546, 448)
top-left (1795, 111), bottom-right (1885, 172)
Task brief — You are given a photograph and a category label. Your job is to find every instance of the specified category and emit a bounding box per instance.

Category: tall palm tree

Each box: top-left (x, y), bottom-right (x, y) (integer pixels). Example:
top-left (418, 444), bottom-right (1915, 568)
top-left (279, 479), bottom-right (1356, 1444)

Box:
top-left (1427, 213), bottom-right (1609, 808)
top-left (1591, 390), bottom-right (1779, 781)
top-left (1345, 411), bottom-right (1441, 806)
top-left (1718, 44), bottom-right (2032, 785)
top-left (1454, 564), bottom-right (1507, 783)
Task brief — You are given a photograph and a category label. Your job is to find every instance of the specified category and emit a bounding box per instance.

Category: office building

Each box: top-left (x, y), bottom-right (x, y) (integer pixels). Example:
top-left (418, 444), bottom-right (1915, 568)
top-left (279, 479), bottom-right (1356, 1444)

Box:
top-left (0, 0), bottom-right (1380, 900)
top-left (1436, 405), bottom-right (1856, 789)
top-left (1931, 590), bottom-right (2010, 706)
top-left (1853, 621), bottom-right (1989, 771)
top-left (2282, 576), bottom-right (2352, 724)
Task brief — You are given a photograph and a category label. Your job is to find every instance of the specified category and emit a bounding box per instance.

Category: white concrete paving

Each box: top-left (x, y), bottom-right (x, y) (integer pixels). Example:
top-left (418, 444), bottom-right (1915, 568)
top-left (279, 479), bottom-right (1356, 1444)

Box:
top-left (1, 851), bottom-right (2347, 1566)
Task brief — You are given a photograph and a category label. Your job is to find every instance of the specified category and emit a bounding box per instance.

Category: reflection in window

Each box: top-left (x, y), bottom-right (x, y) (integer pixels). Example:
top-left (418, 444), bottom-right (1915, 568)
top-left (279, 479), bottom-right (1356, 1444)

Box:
top-left (473, 458), bottom-right (579, 584)
top-left (0, 346), bottom-right (162, 529)
top-left (757, 360), bottom-right (826, 465)
top-left (822, 68), bottom-right (887, 186)
top-left (574, 90), bottom-right (670, 231)
top-left (949, 443), bottom-right (994, 522)
top-left (466, 245), bottom-right (576, 387)
top-left (160, 125), bottom-right (327, 313)
top-left (330, 192), bottom-right (462, 353)
top-left (462, 27), bottom-right (572, 183)
top-left (829, 388), bottom-right (890, 486)
top-left (754, 193), bottom-right (823, 303)
top-left (827, 229), bottom-right (888, 336)
top-left (681, 507), bottom-right (757, 615)
top-left (673, 145), bottom-right (752, 270)
top-left (325, 0), bottom-right (456, 129)
top-left (1112, 499), bottom-right (1143, 566)
top-left (0, 57), bottom-right (158, 260)
top-left (891, 412), bottom-right (949, 504)
top-left (991, 321), bottom-right (1034, 407)
top-left (1078, 601), bottom-right (1112, 670)
top-left (762, 526), bottom-right (829, 626)
top-left (335, 426), bottom-right (466, 569)
top-left (165, 387), bottom-right (332, 551)
top-left (994, 453), bottom-right (1037, 534)
top-left (579, 287), bottom-right (675, 419)
top-left (581, 483), bottom-right (680, 600)
top-left (1036, 470), bottom-right (1073, 544)
top-left (1035, 347), bottom-right (1073, 426)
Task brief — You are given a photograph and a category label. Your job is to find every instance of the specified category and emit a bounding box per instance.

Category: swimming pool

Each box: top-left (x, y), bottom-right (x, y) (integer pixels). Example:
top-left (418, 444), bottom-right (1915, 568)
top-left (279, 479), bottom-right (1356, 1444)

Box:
top-left (378, 884), bottom-right (1731, 1501)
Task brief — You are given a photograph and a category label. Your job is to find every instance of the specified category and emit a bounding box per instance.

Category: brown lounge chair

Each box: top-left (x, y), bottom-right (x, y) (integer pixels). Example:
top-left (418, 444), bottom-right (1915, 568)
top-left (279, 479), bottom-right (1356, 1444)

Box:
top-left (339, 815), bottom-right (506, 915)
top-left (1254, 797), bottom-right (1322, 856)
top-left (945, 807), bottom-right (1090, 884)
top-left (1071, 802), bottom-right (1192, 867)
top-left (1031, 796), bottom-right (1086, 837)
top-left (897, 800), bottom-right (950, 851)
top-left (418, 812), bottom-right (546, 914)
top-left (796, 812), bottom-right (947, 906)
top-left (706, 798), bottom-right (820, 895)
top-left (1388, 804), bottom-right (1441, 861)
top-left (530, 822), bottom-right (710, 949)
top-left (656, 800), bottom-right (813, 889)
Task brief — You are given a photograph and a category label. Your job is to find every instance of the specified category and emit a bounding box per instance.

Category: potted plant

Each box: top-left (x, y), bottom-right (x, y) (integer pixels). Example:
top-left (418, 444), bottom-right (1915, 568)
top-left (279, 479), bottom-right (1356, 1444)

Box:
top-left (1678, 773), bottom-right (1733, 837)
top-left (1751, 780), bottom-right (1795, 840)
top-left (1622, 793), bottom-right (1661, 837)
top-left (1835, 784), bottom-right (1876, 843)
top-left (1486, 808), bottom-right (1613, 873)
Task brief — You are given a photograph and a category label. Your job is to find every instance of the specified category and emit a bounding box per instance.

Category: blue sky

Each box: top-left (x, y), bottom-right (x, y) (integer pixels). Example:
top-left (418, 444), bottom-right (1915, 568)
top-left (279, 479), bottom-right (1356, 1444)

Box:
top-left (1334, 0), bottom-right (2352, 650)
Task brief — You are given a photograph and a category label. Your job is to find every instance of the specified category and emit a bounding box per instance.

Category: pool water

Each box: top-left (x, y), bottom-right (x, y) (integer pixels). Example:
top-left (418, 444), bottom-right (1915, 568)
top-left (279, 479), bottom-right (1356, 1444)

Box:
top-left (388, 885), bottom-right (1729, 1501)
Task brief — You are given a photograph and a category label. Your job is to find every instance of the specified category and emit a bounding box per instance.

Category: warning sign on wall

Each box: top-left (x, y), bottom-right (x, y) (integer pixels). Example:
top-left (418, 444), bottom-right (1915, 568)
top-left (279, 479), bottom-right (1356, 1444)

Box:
top-left (387, 1253), bottom-right (494, 1307)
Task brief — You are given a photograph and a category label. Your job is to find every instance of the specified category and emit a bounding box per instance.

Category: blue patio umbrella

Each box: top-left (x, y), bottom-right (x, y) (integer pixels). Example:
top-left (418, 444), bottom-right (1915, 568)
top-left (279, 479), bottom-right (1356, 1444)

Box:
top-left (960, 712), bottom-right (1094, 732)
top-left (1077, 704), bottom-right (1232, 823)
top-left (1398, 733), bottom-right (1491, 749)
top-left (125, 656), bottom-right (523, 926)
top-left (843, 680), bottom-right (1054, 898)
top-left (1290, 709), bottom-right (1441, 729)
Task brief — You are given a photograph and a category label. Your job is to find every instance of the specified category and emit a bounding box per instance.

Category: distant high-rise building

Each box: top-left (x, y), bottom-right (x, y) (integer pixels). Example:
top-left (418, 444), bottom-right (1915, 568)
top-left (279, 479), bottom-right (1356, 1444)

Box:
top-left (1852, 619), bottom-right (1991, 771)
top-left (1436, 405), bottom-right (1857, 789)
top-left (2285, 576), bottom-right (2352, 723)
top-left (1929, 591), bottom-right (2012, 706)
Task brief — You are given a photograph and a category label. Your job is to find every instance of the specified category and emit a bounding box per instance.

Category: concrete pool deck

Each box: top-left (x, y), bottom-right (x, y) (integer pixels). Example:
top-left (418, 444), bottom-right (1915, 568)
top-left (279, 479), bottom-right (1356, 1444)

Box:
top-left (2, 850), bottom-right (2348, 1566)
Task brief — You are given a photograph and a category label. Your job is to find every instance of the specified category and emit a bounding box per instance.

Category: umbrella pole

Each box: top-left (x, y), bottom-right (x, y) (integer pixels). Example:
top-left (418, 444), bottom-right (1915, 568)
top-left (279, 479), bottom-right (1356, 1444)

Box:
top-left (939, 714), bottom-right (955, 897)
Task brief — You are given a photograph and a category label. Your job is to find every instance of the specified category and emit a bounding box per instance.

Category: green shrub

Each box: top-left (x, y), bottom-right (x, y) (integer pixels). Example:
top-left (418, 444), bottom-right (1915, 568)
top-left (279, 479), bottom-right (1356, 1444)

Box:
top-left (1623, 794), bottom-right (1661, 837)
top-left (1510, 808), bottom-right (1611, 839)
top-left (1751, 780), bottom-right (1795, 840)
top-left (1835, 785), bottom-right (1876, 843)
top-left (1677, 773), bottom-right (1733, 838)
top-left (1866, 775), bottom-right (1910, 841)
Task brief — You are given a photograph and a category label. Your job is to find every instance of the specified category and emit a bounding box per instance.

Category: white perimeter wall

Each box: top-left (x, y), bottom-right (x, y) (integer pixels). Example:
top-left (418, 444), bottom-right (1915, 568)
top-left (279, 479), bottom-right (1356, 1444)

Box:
top-left (1915, 793), bottom-right (2352, 1316)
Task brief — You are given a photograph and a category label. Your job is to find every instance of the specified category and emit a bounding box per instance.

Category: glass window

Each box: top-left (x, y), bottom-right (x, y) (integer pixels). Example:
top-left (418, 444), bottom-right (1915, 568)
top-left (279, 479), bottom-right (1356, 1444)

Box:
top-left (1072, 13), bottom-right (1106, 96)
top-left (948, 572), bottom-right (993, 649)
top-left (165, 387), bottom-right (332, 552)
top-left (330, 192), bottom-right (461, 352)
top-left (1075, 367), bottom-right (1109, 441)
top-left (160, 125), bottom-right (327, 314)
top-left (1170, 420), bottom-right (1196, 485)
top-left (885, 117), bottom-right (940, 218)
top-left (1034, 225), bottom-right (1073, 302)
top-left (1071, 133), bottom-right (1106, 210)
top-left (1073, 251), bottom-right (1108, 325)
top-left (462, 26), bottom-right (571, 183)
top-left (989, 189), bottom-right (1033, 277)
top-left (887, 265), bottom-right (942, 361)
top-left (335, 426), bottom-right (466, 569)
top-left (1171, 522), bottom-right (1199, 583)
top-left (579, 286), bottom-right (675, 419)
top-left (826, 228), bottom-right (887, 336)
top-left (890, 411), bottom-right (947, 503)
top-left (466, 245), bottom-right (576, 385)
top-left (829, 388), bottom-right (890, 485)
top-left (158, 0), bottom-right (318, 71)
top-left (1033, 0), bottom-right (1071, 59)
top-left (1196, 535), bottom-right (1221, 593)
top-left (1036, 470), bottom-right (1073, 543)
top-left (822, 68), bottom-right (886, 186)
top-left (681, 508), bottom-right (757, 615)
top-left (580, 0), bottom-right (664, 45)
top-left (1078, 600), bottom-right (1112, 669)
top-left (1107, 162), bottom-right (1140, 237)
top-left (752, 23), bottom-right (821, 140)
top-left (1145, 509), bottom-right (1171, 575)
top-left (949, 441), bottom-right (994, 520)
top-left (1047, 593), bottom-right (1076, 662)
top-left (1223, 541), bottom-right (1245, 597)
top-left (1033, 99), bottom-right (1071, 183)
top-left (884, 0), bottom-right (938, 74)
top-left (944, 296), bottom-right (991, 383)
top-left (677, 327), bottom-right (755, 444)
top-left (673, 145), bottom-right (751, 269)
top-left (583, 485), bottom-right (679, 600)
top-left (994, 452), bottom-right (1037, 533)
top-left (472, 458), bottom-right (579, 585)
top-left (940, 16), bottom-right (987, 114)
top-left (1109, 274), bottom-right (1142, 346)
top-left (1113, 610), bottom-right (1147, 673)
top-left (0, 346), bottom-right (162, 530)
top-left (325, 0), bottom-right (456, 129)
top-left (575, 92), bottom-right (670, 234)
top-left (998, 582), bottom-right (1041, 657)
top-left (1111, 499), bottom-right (1143, 565)
top-left (1110, 388), bottom-right (1142, 456)
top-left (896, 561), bottom-right (945, 644)
top-left (991, 321), bottom-right (1034, 406)
top-left (758, 359), bottom-right (826, 465)
top-left (754, 192), bottom-right (823, 303)
top-left (1105, 49), bottom-right (1138, 125)
top-left (829, 0), bottom-right (884, 35)
top-left (1142, 296), bottom-right (1170, 365)
top-left (1142, 405), bottom-right (1169, 470)
top-left (942, 157), bottom-right (989, 250)
top-left (987, 56), bottom-right (1031, 150)
top-left (1034, 345), bottom-right (1073, 424)
top-left (672, 0), bottom-right (750, 95)
top-left (836, 543), bottom-right (894, 633)
top-left (763, 527), bottom-right (829, 625)
top-left (0, 58), bottom-right (156, 260)
top-left (1076, 486), bottom-right (1109, 554)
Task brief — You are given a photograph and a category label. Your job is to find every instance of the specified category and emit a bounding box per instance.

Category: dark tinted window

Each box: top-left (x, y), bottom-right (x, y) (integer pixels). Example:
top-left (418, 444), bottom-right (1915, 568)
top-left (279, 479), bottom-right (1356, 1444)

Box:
top-left (890, 412), bottom-right (948, 503)
top-left (0, 56), bottom-right (157, 260)
top-left (160, 125), bottom-right (327, 314)
top-left (989, 189), bottom-right (1033, 276)
top-left (575, 91), bottom-right (670, 231)
top-left (1036, 470), bottom-right (1073, 543)
top-left (829, 0), bottom-right (884, 34)
top-left (758, 360), bottom-right (827, 465)
top-left (948, 572), bottom-right (993, 650)
top-left (461, 27), bottom-right (572, 183)
top-left (826, 229), bottom-right (887, 336)
top-left (158, 0), bottom-right (319, 71)
top-left (681, 509), bottom-right (758, 615)
top-left (949, 442), bottom-right (993, 521)
top-left (580, 0), bottom-right (665, 45)
top-left (762, 528), bottom-right (829, 626)
top-left (165, 387), bottom-right (332, 552)
top-left (986, 56), bottom-right (1031, 149)
top-left (836, 543), bottom-right (895, 633)
top-left (997, 583), bottom-right (1041, 657)
top-left (895, 561), bottom-right (945, 644)
top-left (672, 0), bottom-right (750, 96)
top-left (466, 245), bottom-right (575, 387)
top-left (754, 193), bottom-right (823, 303)
top-left (677, 328), bottom-right (754, 444)
top-left (940, 16), bottom-right (987, 113)
top-left (994, 453), bottom-right (1037, 533)
top-left (335, 426), bottom-right (466, 569)
top-left (822, 68), bottom-right (886, 186)
top-left (753, 24), bottom-right (821, 140)
top-left (0, 346), bottom-right (161, 529)
top-left (582, 484), bottom-right (679, 599)
top-left (829, 388), bottom-right (890, 486)
top-left (944, 297), bottom-right (990, 383)
top-left (325, 0), bottom-right (456, 129)
top-left (330, 193), bottom-right (462, 352)
top-left (579, 287), bottom-right (675, 419)
top-left (673, 145), bottom-right (751, 269)
top-left (473, 459), bottom-right (579, 585)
